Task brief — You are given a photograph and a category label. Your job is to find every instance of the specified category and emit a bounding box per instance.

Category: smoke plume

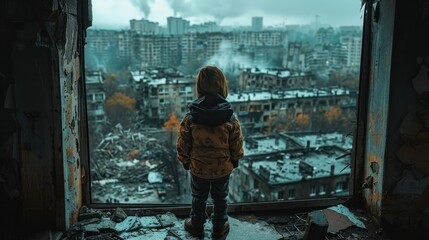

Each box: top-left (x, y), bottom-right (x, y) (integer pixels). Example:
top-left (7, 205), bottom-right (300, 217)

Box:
top-left (130, 0), bottom-right (155, 18)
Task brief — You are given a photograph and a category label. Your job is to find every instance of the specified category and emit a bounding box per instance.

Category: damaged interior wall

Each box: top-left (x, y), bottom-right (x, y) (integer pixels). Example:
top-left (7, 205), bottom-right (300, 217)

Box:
top-left (0, 0), bottom-right (90, 234)
top-left (363, 0), bottom-right (429, 233)
top-left (384, 0), bottom-right (429, 231)
top-left (362, 0), bottom-right (396, 218)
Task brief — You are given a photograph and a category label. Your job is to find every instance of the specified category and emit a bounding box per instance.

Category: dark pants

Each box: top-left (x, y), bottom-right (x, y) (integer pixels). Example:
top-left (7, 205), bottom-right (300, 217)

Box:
top-left (190, 174), bottom-right (229, 227)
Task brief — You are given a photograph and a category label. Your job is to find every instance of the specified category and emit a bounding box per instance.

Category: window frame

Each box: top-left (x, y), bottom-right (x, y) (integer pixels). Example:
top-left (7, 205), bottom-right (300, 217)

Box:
top-left (80, 2), bottom-right (372, 213)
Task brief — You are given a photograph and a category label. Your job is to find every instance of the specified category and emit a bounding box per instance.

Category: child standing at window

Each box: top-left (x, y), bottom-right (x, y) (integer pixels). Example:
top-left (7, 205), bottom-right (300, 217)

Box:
top-left (177, 65), bottom-right (244, 238)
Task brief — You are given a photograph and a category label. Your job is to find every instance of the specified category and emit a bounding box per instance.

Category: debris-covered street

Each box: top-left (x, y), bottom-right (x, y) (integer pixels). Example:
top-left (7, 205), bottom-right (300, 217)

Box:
top-left (90, 126), bottom-right (191, 204)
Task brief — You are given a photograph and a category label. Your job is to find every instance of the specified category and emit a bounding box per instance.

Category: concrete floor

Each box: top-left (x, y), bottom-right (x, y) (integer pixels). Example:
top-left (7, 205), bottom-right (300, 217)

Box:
top-left (54, 205), bottom-right (397, 240)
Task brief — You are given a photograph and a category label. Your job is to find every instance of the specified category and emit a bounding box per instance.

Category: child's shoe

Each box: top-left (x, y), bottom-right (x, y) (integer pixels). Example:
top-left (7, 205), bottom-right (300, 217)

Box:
top-left (212, 221), bottom-right (230, 238)
top-left (184, 218), bottom-right (204, 238)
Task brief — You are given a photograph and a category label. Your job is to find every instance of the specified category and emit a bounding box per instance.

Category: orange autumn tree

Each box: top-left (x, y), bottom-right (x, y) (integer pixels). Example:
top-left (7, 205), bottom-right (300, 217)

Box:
top-left (324, 107), bottom-right (342, 123)
top-left (324, 106), bottom-right (344, 131)
top-left (105, 92), bottom-right (136, 129)
top-left (282, 111), bottom-right (296, 131)
top-left (296, 113), bottom-right (310, 130)
top-left (163, 113), bottom-right (180, 146)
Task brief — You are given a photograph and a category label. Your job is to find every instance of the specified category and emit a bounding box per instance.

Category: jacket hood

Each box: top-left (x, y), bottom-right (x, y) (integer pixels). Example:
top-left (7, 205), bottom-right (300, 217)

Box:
top-left (188, 94), bottom-right (233, 127)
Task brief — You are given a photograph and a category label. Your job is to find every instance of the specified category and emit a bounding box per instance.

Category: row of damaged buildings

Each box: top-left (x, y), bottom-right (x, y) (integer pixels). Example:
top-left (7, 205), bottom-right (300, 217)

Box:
top-left (89, 125), bottom-right (352, 204)
top-left (228, 131), bottom-right (352, 203)
top-left (133, 67), bottom-right (358, 133)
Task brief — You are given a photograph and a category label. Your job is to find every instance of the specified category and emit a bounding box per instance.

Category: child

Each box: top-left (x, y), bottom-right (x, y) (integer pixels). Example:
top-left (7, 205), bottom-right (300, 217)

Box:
top-left (176, 65), bottom-right (244, 238)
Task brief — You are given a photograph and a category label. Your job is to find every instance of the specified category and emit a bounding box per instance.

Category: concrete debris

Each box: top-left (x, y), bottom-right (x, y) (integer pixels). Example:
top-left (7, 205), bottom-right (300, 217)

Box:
top-left (64, 209), bottom-right (390, 240)
top-left (90, 128), bottom-right (181, 204)
top-left (115, 217), bottom-right (141, 233)
top-left (78, 208), bottom-right (103, 221)
top-left (157, 212), bottom-right (178, 227)
top-left (303, 210), bottom-right (329, 240)
top-left (65, 209), bottom-right (285, 240)
top-left (83, 218), bottom-right (116, 234)
top-left (78, 211), bottom-right (102, 222)
top-left (112, 208), bottom-right (128, 223)
top-left (80, 205), bottom-right (89, 214)
top-left (322, 204), bottom-right (366, 234)
top-left (127, 231), bottom-right (168, 240)
top-left (85, 233), bottom-right (124, 240)
top-left (139, 216), bottom-right (162, 228)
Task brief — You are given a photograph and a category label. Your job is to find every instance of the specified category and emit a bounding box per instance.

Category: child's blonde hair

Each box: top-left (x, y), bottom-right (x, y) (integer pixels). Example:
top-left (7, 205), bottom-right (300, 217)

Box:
top-left (196, 66), bottom-right (228, 98)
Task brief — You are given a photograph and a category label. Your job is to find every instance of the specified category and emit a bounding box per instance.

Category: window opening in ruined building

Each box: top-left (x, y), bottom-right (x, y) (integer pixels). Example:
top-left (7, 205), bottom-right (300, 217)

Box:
top-left (85, 0), bottom-right (364, 205)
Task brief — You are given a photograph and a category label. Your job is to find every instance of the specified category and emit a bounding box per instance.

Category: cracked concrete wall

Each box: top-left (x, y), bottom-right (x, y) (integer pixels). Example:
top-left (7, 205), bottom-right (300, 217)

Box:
top-left (0, 0), bottom-right (90, 232)
top-left (363, 0), bottom-right (429, 231)
top-left (362, 0), bottom-right (396, 219)
top-left (383, 0), bottom-right (429, 230)
top-left (59, 6), bottom-right (83, 229)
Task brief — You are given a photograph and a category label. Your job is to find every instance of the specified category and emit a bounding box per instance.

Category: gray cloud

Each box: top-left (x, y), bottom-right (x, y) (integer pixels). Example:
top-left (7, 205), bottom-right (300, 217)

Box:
top-left (124, 0), bottom-right (362, 26)
top-left (164, 0), bottom-right (361, 25)
top-left (166, 0), bottom-right (247, 22)
top-left (130, 0), bottom-right (155, 17)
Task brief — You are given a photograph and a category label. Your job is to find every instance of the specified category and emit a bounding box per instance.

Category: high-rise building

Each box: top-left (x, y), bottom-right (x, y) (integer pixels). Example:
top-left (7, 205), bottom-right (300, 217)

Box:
top-left (85, 70), bottom-right (106, 124)
top-left (188, 21), bottom-right (219, 33)
top-left (252, 17), bottom-right (263, 31)
top-left (315, 27), bottom-right (335, 46)
top-left (342, 36), bottom-right (362, 67)
top-left (167, 17), bottom-right (190, 35)
top-left (133, 35), bottom-right (161, 67)
top-left (130, 19), bottom-right (159, 34)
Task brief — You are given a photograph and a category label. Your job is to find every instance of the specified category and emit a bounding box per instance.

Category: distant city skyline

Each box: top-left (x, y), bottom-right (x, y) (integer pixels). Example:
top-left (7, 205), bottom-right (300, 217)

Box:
top-left (92, 0), bottom-right (363, 29)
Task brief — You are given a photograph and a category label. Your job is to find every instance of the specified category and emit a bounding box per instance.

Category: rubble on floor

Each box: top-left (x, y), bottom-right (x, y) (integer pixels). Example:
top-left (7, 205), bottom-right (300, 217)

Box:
top-left (63, 207), bottom-right (283, 240)
top-left (61, 204), bottom-right (392, 240)
top-left (260, 204), bottom-right (389, 240)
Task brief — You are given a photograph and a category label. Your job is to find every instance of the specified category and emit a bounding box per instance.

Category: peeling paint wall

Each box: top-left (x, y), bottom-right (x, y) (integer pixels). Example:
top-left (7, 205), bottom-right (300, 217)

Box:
top-left (363, 0), bottom-right (429, 231)
top-left (383, 0), bottom-right (429, 230)
top-left (59, 7), bottom-right (83, 228)
top-left (363, 0), bottom-right (396, 218)
top-left (0, 0), bottom-right (89, 233)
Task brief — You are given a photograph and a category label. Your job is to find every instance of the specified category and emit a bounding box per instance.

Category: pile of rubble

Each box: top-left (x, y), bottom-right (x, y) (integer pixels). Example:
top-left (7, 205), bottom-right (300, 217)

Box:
top-left (63, 207), bottom-right (185, 240)
top-left (90, 127), bottom-right (182, 203)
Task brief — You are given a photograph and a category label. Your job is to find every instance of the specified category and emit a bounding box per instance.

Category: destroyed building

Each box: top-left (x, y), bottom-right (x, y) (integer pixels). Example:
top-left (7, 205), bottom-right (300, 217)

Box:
top-left (85, 70), bottom-right (106, 125)
top-left (228, 87), bottom-right (357, 133)
top-left (90, 128), bottom-right (184, 204)
top-left (230, 133), bottom-right (351, 203)
top-left (238, 67), bottom-right (315, 91)
top-left (1, 1), bottom-right (429, 240)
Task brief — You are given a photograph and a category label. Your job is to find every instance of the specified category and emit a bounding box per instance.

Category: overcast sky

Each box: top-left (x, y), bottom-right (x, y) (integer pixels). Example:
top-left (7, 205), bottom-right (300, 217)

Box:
top-left (91, 0), bottom-right (363, 29)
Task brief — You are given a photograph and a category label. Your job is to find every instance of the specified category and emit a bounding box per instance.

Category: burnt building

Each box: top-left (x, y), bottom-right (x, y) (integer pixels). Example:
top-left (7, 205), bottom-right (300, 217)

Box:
top-left (228, 87), bottom-right (357, 133)
top-left (238, 67), bottom-right (314, 91)
top-left (229, 133), bottom-right (351, 202)
top-left (133, 70), bottom-right (195, 124)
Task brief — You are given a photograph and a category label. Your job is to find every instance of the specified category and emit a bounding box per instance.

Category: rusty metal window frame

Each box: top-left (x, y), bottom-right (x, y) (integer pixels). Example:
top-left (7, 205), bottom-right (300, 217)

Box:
top-left (79, 1), bottom-right (373, 214)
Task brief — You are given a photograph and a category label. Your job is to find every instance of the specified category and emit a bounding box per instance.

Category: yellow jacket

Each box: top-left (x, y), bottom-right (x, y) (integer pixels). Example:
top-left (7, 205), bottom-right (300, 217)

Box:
top-left (176, 94), bottom-right (244, 179)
